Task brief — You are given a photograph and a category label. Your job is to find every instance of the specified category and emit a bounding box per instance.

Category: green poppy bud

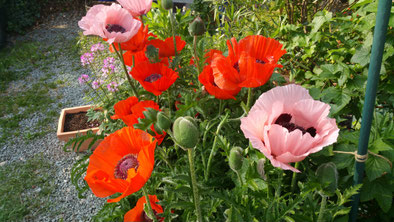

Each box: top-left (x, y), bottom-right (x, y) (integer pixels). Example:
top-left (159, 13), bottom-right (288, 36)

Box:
top-left (173, 116), bottom-right (199, 149)
top-left (145, 45), bottom-right (160, 63)
top-left (188, 16), bottom-right (205, 36)
top-left (316, 162), bottom-right (338, 194)
top-left (161, 0), bottom-right (173, 10)
top-left (229, 147), bottom-right (243, 172)
top-left (157, 112), bottom-right (171, 131)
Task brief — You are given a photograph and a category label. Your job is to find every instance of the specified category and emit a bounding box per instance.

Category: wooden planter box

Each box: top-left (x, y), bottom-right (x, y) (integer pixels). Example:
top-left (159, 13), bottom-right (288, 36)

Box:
top-left (57, 105), bottom-right (102, 152)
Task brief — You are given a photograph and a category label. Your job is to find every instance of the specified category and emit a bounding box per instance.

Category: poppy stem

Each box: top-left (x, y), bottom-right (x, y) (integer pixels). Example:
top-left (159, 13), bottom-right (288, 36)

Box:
top-left (169, 10), bottom-right (177, 57)
top-left (192, 35), bottom-right (202, 87)
top-left (167, 87), bottom-right (172, 118)
top-left (291, 162), bottom-right (300, 192)
top-left (317, 194), bottom-right (327, 222)
top-left (205, 112), bottom-right (229, 181)
top-left (246, 88), bottom-right (253, 113)
top-left (236, 171), bottom-right (243, 187)
top-left (187, 148), bottom-right (203, 222)
top-left (112, 43), bottom-right (139, 99)
top-left (142, 186), bottom-right (158, 222)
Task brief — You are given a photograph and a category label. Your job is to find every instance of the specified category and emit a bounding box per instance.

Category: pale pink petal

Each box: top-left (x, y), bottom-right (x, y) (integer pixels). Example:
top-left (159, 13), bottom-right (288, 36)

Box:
top-left (291, 99), bottom-right (330, 128)
top-left (240, 110), bottom-right (268, 141)
top-left (118, 0), bottom-right (152, 17)
top-left (250, 84), bottom-right (312, 114)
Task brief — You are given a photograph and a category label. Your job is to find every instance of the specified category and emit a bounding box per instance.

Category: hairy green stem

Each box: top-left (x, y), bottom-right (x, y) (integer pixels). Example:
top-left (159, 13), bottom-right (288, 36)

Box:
top-left (291, 162), bottom-right (300, 192)
top-left (317, 194), bottom-right (327, 222)
top-left (169, 10), bottom-right (177, 57)
top-left (167, 87), bottom-right (172, 118)
top-left (112, 43), bottom-right (139, 99)
top-left (236, 171), bottom-right (243, 187)
top-left (205, 112), bottom-right (229, 181)
top-left (246, 88), bottom-right (253, 113)
top-left (142, 186), bottom-right (158, 222)
top-left (188, 148), bottom-right (203, 222)
top-left (193, 35), bottom-right (202, 87)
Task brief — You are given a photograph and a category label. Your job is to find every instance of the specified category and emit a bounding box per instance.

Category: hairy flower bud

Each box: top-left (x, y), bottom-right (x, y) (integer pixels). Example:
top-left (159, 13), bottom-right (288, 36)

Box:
top-left (161, 0), bottom-right (173, 10)
top-left (157, 112), bottom-right (171, 131)
top-left (173, 116), bottom-right (199, 149)
top-left (189, 17), bottom-right (205, 36)
top-left (316, 162), bottom-right (338, 194)
top-left (229, 147), bottom-right (243, 172)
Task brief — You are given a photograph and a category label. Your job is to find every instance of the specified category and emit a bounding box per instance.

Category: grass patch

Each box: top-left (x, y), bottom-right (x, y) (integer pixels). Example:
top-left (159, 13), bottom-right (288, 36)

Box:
top-left (0, 41), bottom-right (46, 92)
top-left (0, 154), bottom-right (56, 221)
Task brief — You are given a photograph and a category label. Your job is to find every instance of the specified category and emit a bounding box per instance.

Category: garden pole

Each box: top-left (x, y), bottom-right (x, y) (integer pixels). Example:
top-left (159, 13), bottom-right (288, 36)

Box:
top-left (348, 0), bottom-right (392, 221)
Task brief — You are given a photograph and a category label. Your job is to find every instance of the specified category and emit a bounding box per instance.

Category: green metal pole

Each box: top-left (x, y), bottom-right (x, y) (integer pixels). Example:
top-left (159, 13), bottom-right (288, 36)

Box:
top-left (349, 0), bottom-right (392, 221)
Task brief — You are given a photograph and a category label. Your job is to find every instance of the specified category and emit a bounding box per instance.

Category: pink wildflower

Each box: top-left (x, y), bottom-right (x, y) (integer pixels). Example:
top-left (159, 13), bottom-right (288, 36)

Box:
top-left (107, 82), bottom-right (119, 92)
top-left (92, 79), bottom-right (104, 89)
top-left (240, 84), bottom-right (339, 172)
top-left (90, 42), bottom-right (105, 52)
top-left (81, 53), bottom-right (94, 66)
top-left (78, 74), bottom-right (90, 84)
top-left (78, 3), bottom-right (141, 44)
top-left (117, 0), bottom-right (152, 17)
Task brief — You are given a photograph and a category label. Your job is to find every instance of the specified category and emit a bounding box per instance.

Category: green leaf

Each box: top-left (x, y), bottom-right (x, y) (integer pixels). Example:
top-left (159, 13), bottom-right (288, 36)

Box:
top-left (351, 47), bottom-right (370, 66)
top-left (332, 144), bottom-right (356, 169)
top-left (375, 185), bottom-right (393, 213)
top-left (365, 154), bottom-right (391, 181)
top-left (362, 179), bottom-right (393, 213)
top-left (224, 206), bottom-right (244, 222)
top-left (370, 138), bottom-right (393, 153)
top-left (321, 88), bottom-right (351, 115)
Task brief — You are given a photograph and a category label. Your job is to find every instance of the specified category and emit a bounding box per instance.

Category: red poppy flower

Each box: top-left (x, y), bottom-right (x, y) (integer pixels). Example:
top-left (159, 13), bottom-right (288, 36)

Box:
top-left (85, 127), bottom-right (157, 203)
top-left (111, 97), bottom-right (166, 144)
top-left (124, 195), bottom-right (164, 222)
top-left (110, 24), bottom-right (155, 54)
top-left (211, 35), bottom-right (286, 89)
top-left (130, 61), bottom-right (178, 96)
top-left (111, 97), bottom-right (159, 126)
top-left (123, 50), bottom-right (149, 67)
top-left (199, 65), bottom-right (241, 100)
top-left (148, 36), bottom-right (186, 58)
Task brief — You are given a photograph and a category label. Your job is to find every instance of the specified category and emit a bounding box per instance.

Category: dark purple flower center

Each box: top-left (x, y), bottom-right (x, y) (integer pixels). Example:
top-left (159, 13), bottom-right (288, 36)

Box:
top-left (233, 62), bottom-right (240, 73)
top-left (256, 59), bottom-right (265, 64)
top-left (144, 73), bottom-right (162, 83)
top-left (106, 24), bottom-right (126, 33)
top-left (142, 209), bottom-right (159, 222)
top-left (275, 113), bottom-right (316, 137)
top-left (114, 154), bottom-right (139, 180)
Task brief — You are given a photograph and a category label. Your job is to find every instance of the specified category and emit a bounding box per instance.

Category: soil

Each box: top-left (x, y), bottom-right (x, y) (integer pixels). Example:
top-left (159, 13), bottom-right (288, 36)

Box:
top-left (63, 111), bottom-right (100, 132)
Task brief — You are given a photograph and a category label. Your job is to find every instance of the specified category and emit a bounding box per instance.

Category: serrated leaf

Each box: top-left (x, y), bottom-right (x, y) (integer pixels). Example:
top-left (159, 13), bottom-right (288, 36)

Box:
top-left (370, 137), bottom-right (393, 153)
top-left (351, 47), bottom-right (370, 66)
top-left (365, 155), bottom-right (391, 181)
top-left (224, 206), bottom-right (243, 222)
top-left (332, 144), bottom-right (356, 169)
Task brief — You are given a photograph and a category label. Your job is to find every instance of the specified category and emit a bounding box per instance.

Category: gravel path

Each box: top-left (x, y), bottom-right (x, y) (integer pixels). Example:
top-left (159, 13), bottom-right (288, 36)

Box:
top-left (0, 10), bottom-right (105, 221)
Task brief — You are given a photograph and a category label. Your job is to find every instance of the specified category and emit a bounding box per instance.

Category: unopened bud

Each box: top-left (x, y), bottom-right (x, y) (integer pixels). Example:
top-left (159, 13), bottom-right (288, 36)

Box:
top-left (316, 162), bottom-right (338, 194)
top-left (161, 0), bottom-right (173, 10)
top-left (145, 45), bottom-right (160, 63)
top-left (157, 112), bottom-right (171, 131)
top-left (257, 158), bottom-right (267, 180)
top-left (189, 17), bottom-right (205, 36)
top-left (173, 116), bottom-right (199, 149)
top-left (229, 147), bottom-right (243, 172)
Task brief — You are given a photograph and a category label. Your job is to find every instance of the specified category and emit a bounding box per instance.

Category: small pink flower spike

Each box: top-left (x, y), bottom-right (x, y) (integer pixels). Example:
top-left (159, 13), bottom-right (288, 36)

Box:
top-left (117, 0), bottom-right (153, 17)
top-left (78, 4), bottom-right (141, 44)
top-left (241, 84), bottom-right (339, 172)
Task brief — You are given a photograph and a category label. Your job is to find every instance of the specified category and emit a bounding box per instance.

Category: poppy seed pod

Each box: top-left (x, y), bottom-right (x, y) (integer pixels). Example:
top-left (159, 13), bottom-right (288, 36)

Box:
top-left (189, 17), bottom-right (205, 36)
top-left (229, 147), bottom-right (243, 172)
top-left (316, 162), bottom-right (338, 194)
top-left (173, 116), bottom-right (199, 149)
top-left (161, 0), bottom-right (173, 10)
top-left (157, 112), bottom-right (171, 131)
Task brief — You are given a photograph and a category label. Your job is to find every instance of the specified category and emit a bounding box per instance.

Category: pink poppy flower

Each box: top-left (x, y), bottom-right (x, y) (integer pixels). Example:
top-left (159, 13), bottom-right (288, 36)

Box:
top-left (117, 0), bottom-right (152, 17)
top-left (240, 84), bottom-right (339, 172)
top-left (78, 4), bottom-right (141, 44)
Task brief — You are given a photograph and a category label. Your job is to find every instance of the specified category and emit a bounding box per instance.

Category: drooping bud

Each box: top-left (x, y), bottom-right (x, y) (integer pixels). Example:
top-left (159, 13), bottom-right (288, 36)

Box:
top-left (316, 162), bottom-right (338, 194)
top-left (173, 116), bottom-right (199, 149)
top-left (188, 16), bottom-right (205, 36)
top-left (161, 0), bottom-right (173, 10)
top-left (157, 112), bottom-right (171, 131)
top-left (257, 158), bottom-right (267, 180)
top-left (229, 147), bottom-right (243, 172)
top-left (145, 45), bottom-right (160, 63)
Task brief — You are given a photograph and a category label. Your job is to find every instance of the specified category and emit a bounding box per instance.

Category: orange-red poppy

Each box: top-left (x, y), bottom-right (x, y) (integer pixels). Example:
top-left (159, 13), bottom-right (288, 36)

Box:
top-left (123, 50), bottom-right (150, 67)
top-left (84, 127), bottom-right (157, 203)
top-left (111, 97), bottom-right (159, 126)
top-left (199, 65), bottom-right (241, 100)
top-left (109, 23), bottom-right (155, 54)
top-left (211, 35), bottom-right (286, 89)
top-left (124, 195), bottom-right (164, 222)
top-left (148, 36), bottom-right (186, 58)
top-left (111, 97), bottom-right (166, 144)
top-left (130, 61), bottom-right (178, 96)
